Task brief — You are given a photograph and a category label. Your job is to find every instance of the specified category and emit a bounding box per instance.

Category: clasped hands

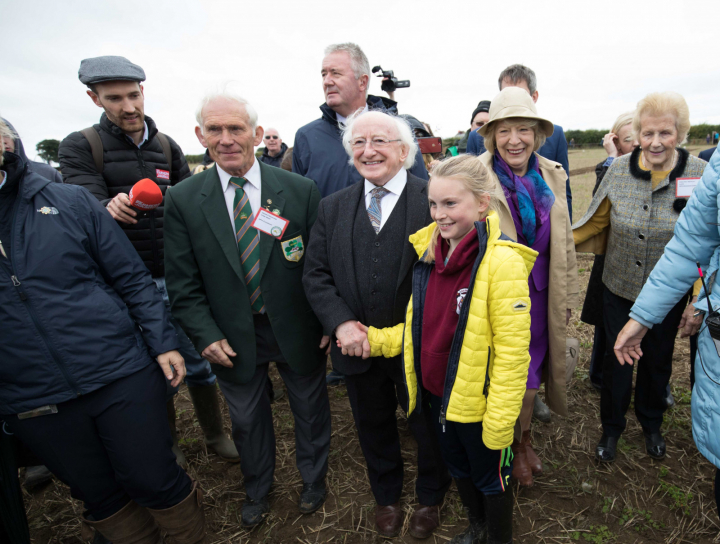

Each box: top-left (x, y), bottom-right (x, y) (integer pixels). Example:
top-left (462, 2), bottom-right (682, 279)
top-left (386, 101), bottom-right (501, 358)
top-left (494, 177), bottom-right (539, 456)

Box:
top-left (335, 320), bottom-right (371, 359)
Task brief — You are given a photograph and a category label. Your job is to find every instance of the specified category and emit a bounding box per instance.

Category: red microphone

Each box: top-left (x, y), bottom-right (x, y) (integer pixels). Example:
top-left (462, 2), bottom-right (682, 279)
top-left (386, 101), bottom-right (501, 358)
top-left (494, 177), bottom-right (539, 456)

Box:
top-left (128, 178), bottom-right (163, 211)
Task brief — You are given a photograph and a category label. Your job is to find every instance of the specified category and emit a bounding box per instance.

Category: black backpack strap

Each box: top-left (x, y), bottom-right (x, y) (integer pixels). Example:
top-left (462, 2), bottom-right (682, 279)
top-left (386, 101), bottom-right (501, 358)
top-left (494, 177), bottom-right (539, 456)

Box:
top-left (156, 132), bottom-right (173, 178)
top-left (80, 127), bottom-right (103, 173)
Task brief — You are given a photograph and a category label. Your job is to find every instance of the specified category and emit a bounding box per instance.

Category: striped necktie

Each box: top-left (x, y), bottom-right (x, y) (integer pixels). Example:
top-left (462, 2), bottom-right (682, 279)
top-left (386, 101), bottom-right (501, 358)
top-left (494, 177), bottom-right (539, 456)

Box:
top-left (367, 186), bottom-right (390, 233)
top-left (230, 177), bottom-right (265, 313)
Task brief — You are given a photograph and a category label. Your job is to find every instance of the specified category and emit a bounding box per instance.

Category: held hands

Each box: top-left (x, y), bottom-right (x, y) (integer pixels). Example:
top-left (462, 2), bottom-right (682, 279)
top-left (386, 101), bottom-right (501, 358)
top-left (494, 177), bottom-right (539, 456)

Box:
top-left (335, 321), bottom-right (370, 359)
top-left (613, 318), bottom-right (649, 365)
top-left (107, 193), bottom-right (138, 224)
top-left (602, 133), bottom-right (619, 158)
top-left (678, 296), bottom-right (703, 338)
top-left (201, 339), bottom-right (236, 368)
top-left (157, 350), bottom-right (186, 387)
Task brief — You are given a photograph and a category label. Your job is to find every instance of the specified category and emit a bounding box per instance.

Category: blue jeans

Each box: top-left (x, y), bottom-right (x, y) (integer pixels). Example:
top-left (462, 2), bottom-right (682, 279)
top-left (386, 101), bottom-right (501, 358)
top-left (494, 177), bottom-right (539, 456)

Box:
top-left (153, 277), bottom-right (215, 390)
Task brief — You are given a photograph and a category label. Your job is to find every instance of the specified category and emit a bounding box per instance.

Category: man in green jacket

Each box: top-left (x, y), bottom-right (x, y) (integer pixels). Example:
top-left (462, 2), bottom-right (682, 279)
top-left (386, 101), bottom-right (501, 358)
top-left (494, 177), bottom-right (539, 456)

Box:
top-left (164, 91), bottom-right (331, 528)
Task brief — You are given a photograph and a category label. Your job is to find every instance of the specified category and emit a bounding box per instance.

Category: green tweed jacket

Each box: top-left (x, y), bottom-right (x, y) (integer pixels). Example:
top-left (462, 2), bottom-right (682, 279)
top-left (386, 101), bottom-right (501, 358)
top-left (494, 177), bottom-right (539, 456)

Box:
top-left (573, 147), bottom-right (706, 301)
top-left (163, 161), bottom-right (324, 384)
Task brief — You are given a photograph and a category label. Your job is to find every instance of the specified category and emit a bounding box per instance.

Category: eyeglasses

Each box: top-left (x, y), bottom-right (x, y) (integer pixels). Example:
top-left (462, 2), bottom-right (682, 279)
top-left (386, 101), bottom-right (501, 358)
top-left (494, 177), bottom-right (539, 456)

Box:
top-left (350, 138), bottom-right (401, 149)
top-left (264, 135), bottom-right (279, 140)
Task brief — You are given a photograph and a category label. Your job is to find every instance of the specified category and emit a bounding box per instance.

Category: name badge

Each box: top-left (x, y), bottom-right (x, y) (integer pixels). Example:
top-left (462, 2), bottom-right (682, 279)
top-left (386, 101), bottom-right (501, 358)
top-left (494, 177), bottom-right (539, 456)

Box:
top-left (676, 177), bottom-right (701, 198)
top-left (156, 169), bottom-right (170, 180)
top-left (251, 208), bottom-right (289, 239)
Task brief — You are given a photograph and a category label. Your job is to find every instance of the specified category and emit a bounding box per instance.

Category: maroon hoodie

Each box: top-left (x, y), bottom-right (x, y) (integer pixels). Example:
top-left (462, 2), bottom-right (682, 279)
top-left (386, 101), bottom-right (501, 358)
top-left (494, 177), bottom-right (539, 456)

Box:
top-left (421, 226), bottom-right (481, 397)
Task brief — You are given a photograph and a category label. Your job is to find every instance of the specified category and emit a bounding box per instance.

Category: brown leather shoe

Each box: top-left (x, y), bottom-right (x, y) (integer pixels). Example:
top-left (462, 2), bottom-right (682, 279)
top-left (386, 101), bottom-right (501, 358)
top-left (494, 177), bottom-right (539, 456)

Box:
top-left (409, 504), bottom-right (440, 539)
top-left (522, 430), bottom-right (543, 475)
top-left (511, 439), bottom-right (534, 487)
top-left (376, 503), bottom-right (403, 538)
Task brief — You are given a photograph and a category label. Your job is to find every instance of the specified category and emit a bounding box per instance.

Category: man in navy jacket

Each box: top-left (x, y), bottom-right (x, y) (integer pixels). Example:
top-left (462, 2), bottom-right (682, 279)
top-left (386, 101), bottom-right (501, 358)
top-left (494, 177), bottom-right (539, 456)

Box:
top-left (293, 43), bottom-right (427, 199)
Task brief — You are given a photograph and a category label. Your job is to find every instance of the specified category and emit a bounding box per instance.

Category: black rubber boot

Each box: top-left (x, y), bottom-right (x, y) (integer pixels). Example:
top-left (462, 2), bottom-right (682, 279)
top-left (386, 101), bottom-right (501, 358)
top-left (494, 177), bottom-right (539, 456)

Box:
top-left (484, 488), bottom-right (513, 543)
top-left (451, 478), bottom-right (487, 544)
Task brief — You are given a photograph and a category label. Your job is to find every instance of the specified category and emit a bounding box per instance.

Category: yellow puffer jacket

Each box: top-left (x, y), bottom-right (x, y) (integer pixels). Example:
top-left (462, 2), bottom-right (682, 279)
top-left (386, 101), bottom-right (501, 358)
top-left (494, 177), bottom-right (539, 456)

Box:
top-left (368, 211), bottom-right (537, 450)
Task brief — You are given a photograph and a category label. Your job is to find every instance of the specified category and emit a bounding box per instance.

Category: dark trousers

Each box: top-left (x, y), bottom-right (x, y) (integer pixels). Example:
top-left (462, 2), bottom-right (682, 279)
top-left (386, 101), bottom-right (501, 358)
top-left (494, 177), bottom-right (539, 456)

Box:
top-left (428, 395), bottom-right (512, 495)
top-left (4, 364), bottom-right (191, 520)
top-left (589, 326), bottom-right (606, 388)
top-left (601, 288), bottom-right (687, 436)
top-left (344, 359), bottom-right (451, 506)
top-left (216, 314), bottom-right (331, 501)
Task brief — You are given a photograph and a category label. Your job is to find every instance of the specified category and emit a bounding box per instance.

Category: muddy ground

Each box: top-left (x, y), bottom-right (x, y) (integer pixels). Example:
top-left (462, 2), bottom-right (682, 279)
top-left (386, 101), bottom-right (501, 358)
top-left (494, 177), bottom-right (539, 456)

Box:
top-left (22, 251), bottom-right (720, 543)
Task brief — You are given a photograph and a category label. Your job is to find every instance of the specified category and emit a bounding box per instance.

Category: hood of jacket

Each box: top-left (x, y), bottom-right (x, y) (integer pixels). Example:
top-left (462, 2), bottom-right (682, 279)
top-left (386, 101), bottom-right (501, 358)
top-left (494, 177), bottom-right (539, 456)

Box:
top-left (408, 210), bottom-right (537, 275)
top-left (3, 119), bottom-right (29, 166)
top-left (319, 95), bottom-right (400, 128)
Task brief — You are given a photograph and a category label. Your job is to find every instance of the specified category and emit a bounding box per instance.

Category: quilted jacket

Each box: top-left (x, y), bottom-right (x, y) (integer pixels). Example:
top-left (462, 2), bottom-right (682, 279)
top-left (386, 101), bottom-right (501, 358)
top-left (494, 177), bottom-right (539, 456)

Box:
top-left (367, 211), bottom-right (537, 450)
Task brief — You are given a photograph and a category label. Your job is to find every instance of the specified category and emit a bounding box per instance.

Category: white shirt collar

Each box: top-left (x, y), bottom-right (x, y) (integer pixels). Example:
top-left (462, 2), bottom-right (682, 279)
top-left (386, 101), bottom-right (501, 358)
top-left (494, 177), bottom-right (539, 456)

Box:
top-left (364, 168), bottom-right (407, 196)
top-left (126, 121), bottom-right (149, 148)
top-left (336, 104), bottom-right (369, 127)
top-left (217, 156), bottom-right (262, 192)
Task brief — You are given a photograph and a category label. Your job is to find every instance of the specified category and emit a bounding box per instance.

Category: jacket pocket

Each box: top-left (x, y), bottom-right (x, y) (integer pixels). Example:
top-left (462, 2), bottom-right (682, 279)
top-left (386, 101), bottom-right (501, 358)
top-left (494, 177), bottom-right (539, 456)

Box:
top-left (483, 347), bottom-right (491, 397)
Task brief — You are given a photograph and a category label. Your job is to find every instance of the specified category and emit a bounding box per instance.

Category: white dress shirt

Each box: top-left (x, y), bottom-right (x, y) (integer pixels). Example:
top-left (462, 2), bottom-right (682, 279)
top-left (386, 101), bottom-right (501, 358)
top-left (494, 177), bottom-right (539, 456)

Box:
top-left (217, 158), bottom-right (262, 230)
top-left (363, 168), bottom-right (407, 232)
top-left (336, 104), bottom-right (369, 127)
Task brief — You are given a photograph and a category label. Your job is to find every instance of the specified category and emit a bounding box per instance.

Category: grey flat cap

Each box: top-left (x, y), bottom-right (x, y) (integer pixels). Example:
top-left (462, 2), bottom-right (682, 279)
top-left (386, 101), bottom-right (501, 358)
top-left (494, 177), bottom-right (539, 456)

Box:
top-left (78, 56), bottom-right (146, 85)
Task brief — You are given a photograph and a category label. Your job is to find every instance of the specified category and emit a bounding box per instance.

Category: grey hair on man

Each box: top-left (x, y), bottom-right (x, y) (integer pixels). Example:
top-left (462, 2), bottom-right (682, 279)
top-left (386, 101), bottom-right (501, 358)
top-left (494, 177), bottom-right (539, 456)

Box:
top-left (0, 117), bottom-right (16, 167)
top-left (324, 43), bottom-right (371, 80)
top-left (498, 64), bottom-right (538, 95)
top-left (341, 110), bottom-right (417, 170)
top-left (195, 86), bottom-right (259, 130)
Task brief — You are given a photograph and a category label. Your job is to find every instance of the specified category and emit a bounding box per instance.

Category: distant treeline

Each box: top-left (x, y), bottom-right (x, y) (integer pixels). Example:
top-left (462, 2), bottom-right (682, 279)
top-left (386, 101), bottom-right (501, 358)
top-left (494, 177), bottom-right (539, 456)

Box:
top-left (566, 124), bottom-right (720, 146)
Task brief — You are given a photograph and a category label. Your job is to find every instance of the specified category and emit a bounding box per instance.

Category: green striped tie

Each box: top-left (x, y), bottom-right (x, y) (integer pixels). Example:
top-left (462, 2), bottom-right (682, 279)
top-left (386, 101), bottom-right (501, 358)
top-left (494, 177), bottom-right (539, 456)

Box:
top-left (230, 177), bottom-right (265, 313)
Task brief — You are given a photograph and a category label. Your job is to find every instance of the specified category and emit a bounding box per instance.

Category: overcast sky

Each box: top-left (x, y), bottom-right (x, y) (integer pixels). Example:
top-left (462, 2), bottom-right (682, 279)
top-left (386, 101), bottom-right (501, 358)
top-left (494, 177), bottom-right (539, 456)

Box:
top-left (4, 0), bottom-right (720, 162)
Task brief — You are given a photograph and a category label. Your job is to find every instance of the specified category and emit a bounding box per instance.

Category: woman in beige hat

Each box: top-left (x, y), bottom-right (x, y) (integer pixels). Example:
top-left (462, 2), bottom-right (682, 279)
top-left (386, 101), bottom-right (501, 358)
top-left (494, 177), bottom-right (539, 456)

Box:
top-left (477, 87), bottom-right (579, 487)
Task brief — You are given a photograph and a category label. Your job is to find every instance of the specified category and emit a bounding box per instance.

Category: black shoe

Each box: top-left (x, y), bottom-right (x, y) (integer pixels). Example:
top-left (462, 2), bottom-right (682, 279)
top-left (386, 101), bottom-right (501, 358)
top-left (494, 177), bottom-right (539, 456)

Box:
top-left (590, 380), bottom-right (602, 392)
top-left (644, 431), bottom-right (666, 460)
top-left (242, 496), bottom-right (270, 527)
top-left (298, 481), bottom-right (326, 514)
top-left (23, 465), bottom-right (53, 491)
top-left (449, 520), bottom-right (486, 544)
top-left (325, 370), bottom-right (345, 385)
top-left (595, 433), bottom-right (618, 462)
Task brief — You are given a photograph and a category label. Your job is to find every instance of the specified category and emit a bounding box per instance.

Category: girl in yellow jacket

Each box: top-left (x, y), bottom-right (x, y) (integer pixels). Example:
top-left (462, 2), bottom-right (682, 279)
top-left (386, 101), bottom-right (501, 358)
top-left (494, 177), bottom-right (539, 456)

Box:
top-left (346, 155), bottom-right (536, 544)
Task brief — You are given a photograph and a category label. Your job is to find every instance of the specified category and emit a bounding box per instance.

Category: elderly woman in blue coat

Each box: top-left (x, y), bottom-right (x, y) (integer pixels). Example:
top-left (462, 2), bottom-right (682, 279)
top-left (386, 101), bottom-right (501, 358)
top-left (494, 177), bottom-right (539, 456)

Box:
top-left (615, 149), bottom-right (720, 518)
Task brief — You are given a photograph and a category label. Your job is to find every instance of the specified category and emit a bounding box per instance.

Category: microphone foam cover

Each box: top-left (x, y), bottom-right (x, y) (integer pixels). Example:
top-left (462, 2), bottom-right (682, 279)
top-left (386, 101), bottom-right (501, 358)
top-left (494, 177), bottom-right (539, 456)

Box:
top-left (129, 178), bottom-right (163, 210)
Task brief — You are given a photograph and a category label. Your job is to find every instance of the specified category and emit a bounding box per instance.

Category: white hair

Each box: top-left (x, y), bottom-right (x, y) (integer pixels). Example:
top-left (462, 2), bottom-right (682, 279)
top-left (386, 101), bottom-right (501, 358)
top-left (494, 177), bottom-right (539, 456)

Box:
top-left (324, 43), bottom-right (370, 79)
top-left (0, 116), bottom-right (16, 167)
top-left (195, 86), bottom-right (258, 130)
top-left (341, 110), bottom-right (417, 170)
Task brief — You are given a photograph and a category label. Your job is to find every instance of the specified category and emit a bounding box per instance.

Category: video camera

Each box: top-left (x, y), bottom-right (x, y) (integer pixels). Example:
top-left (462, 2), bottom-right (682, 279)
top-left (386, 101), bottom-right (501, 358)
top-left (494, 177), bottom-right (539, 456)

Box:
top-left (372, 66), bottom-right (410, 94)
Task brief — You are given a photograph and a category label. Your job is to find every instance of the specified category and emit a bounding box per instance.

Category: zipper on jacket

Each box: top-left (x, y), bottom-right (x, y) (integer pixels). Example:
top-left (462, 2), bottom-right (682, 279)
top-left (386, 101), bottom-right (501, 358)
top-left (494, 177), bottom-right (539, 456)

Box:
top-left (483, 347), bottom-right (492, 397)
top-left (438, 222), bottom-right (488, 430)
top-left (2, 193), bottom-right (81, 397)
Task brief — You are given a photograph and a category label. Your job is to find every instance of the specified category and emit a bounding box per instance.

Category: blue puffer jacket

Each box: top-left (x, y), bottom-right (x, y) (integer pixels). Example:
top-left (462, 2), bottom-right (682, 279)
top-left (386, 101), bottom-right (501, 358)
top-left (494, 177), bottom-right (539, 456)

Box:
top-left (0, 155), bottom-right (178, 415)
top-left (629, 151), bottom-right (720, 468)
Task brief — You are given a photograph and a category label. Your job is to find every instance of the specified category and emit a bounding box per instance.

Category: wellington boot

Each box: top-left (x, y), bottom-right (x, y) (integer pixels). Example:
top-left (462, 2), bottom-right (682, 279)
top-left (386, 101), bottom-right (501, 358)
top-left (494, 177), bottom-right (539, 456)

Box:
top-left (451, 478), bottom-right (487, 543)
top-left (83, 500), bottom-right (162, 544)
top-left (167, 398), bottom-right (187, 468)
top-left (510, 440), bottom-right (533, 487)
top-left (149, 480), bottom-right (207, 544)
top-left (521, 431), bottom-right (542, 476)
top-left (187, 384), bottom-right (239, 462)
top-left (484, 489), bottom-right (513, 543)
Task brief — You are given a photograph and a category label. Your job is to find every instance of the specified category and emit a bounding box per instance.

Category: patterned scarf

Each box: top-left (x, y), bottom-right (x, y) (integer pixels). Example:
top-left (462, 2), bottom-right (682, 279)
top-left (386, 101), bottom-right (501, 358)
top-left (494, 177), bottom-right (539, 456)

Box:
top-left (493, 153), bottom-right (555, 246)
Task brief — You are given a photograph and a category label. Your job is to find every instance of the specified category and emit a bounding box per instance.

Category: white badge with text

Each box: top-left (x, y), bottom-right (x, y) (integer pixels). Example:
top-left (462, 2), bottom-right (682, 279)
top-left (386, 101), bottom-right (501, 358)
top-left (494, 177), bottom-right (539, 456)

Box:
top-left (676, 177), bottom-right (701, 198)
top-left (251, 208), bottom-right (289, 239)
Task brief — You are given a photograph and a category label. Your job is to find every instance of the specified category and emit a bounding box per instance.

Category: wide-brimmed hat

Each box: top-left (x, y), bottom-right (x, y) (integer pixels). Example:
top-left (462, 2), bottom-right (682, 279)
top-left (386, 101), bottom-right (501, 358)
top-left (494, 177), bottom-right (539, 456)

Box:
top-left (478, 87), bottom-right (554, 138)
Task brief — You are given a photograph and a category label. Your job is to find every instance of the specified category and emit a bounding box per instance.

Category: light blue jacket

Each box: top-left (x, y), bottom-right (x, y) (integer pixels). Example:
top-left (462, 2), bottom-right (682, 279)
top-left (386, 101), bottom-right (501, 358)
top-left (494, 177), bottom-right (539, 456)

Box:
top-left (629, 151), bottom-right (719, 468)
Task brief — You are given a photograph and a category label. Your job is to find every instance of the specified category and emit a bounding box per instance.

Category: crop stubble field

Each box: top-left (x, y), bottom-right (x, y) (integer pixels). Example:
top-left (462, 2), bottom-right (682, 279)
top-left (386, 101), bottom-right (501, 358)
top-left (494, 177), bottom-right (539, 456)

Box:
top-left (24, 146), bottom-right (720, 543)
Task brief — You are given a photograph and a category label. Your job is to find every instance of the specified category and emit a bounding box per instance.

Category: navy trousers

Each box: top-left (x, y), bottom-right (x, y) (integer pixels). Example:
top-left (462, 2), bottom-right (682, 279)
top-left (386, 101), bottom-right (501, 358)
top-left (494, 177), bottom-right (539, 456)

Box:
top-left (4, 363), bottom-right (191, 520)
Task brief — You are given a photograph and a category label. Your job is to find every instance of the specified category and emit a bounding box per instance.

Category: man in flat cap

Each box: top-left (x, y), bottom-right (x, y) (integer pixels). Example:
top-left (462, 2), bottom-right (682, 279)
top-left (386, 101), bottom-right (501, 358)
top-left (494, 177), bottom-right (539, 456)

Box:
top-left (58, 55), bottom-right (239, 467)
